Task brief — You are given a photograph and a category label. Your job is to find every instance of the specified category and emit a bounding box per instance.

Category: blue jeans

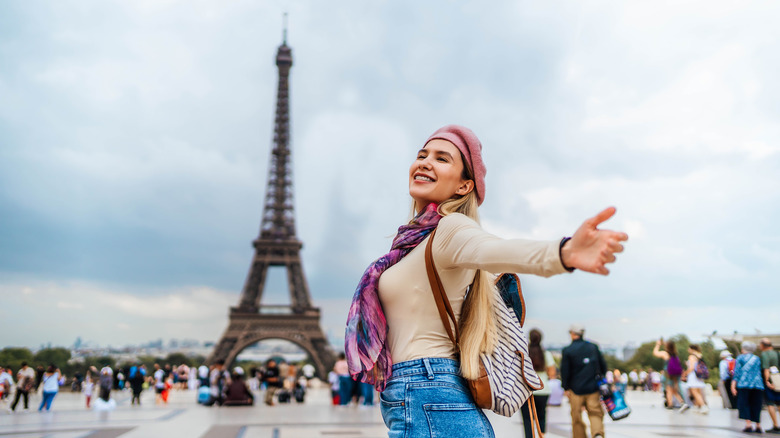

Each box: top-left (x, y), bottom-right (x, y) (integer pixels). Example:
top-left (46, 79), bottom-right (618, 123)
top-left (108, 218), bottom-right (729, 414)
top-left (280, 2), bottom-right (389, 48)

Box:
top-left (361, 381), bottom-right (375, 406)
top-left (39, 391), bottom-right (57, 411)
top-left (339, 375), bottom-right (355, 405)
top-left (380, 358), bottom-right (494, 438)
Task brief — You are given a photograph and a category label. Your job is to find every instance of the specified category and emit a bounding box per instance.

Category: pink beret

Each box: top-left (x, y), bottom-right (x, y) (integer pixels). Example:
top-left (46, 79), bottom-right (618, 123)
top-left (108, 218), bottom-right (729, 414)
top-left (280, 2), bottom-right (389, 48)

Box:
top-left (425, 125), bottom-right (487, 205)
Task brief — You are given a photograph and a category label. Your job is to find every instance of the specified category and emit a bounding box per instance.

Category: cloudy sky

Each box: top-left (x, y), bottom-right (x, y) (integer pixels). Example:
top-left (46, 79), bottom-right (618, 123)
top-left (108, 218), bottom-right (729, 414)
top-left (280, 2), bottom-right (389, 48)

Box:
top-left (2, 1), bottom-right (779, 352)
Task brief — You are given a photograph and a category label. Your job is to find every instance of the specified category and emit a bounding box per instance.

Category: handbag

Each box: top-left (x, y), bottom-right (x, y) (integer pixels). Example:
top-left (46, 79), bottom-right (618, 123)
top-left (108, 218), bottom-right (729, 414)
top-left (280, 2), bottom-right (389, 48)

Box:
top-left (598, 377), bottom-right (632, 420)
top-left (424, 229), bottom-right (544, 425)
top-left (770, 372), bottom-right (780, 390)
top-left (770, 351), bottom-right (780, 390)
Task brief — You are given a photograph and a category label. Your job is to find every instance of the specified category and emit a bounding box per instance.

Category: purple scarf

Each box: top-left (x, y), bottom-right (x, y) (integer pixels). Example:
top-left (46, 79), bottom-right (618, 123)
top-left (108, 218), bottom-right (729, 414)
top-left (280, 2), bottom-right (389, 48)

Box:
top-left (345, 203), bottom-right (441, 390)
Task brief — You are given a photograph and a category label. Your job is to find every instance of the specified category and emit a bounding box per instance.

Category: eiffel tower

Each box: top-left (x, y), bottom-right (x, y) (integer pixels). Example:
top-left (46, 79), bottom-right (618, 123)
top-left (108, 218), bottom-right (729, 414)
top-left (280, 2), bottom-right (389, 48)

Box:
top-left (208, 30), bottom-right (336, 379)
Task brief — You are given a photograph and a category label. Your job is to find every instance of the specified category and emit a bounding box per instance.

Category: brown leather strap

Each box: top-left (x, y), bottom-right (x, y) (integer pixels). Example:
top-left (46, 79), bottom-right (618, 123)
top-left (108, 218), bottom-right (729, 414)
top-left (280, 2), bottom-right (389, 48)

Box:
top-left (528, 394), bottom-right (545, 438)
top-left (425, 228), bottom-right (460, 351)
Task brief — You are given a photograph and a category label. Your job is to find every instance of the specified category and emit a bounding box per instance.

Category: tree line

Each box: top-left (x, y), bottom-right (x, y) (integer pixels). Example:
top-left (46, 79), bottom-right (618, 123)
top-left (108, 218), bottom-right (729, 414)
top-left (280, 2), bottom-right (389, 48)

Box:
top-left (0, 347), bottom-right (205, 377)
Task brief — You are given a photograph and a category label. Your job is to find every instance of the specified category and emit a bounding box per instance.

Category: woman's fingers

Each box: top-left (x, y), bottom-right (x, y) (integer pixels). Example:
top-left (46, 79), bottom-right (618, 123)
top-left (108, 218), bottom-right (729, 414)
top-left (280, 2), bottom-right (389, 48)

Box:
top-left (607, 240), bottom-right (624, 253)
top-left (602, 229), bottom-right (628, 242)
top-left (585, 206), bottom-right (617, 228)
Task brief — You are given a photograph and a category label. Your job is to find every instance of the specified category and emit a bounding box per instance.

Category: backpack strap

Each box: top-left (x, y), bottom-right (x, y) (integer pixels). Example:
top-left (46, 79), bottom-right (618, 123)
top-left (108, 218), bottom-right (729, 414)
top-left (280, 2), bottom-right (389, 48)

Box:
top-left (528, 395), bottom-right (545, 438)
top-left (424, 228), bottom-right (460, 351)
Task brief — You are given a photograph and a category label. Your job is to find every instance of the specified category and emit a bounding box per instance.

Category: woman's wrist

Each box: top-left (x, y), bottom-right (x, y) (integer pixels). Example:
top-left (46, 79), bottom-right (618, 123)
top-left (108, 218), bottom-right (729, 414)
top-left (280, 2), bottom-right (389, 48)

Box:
top-left (559, 237), bottom-right (575, 272)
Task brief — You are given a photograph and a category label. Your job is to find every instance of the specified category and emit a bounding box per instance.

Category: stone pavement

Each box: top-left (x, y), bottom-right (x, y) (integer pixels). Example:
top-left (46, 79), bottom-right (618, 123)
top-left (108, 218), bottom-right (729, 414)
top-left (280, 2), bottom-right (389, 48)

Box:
top-left (0, 386), bottom-right (777, 438)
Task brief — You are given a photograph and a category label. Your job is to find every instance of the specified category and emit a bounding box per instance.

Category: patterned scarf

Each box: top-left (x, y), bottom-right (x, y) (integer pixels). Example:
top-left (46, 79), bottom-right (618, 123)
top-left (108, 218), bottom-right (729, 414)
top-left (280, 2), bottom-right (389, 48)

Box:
top-left (345, 202), bottom-right (441, 390)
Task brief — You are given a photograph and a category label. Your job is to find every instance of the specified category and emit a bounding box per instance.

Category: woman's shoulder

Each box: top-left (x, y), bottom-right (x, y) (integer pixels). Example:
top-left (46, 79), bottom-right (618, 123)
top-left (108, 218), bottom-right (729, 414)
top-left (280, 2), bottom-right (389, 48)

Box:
top-left (440, 212), bottom-right (478, 225)
top-left (438, 212), bottom-right (480, 231)
top-left (434, 213), bottom-right (483, 248)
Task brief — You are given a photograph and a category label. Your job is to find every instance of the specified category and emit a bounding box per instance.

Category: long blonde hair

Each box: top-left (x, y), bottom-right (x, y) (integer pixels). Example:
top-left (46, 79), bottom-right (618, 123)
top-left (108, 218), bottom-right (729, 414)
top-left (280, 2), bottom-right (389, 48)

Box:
top-left (437, 192), bottom-right (497, 379)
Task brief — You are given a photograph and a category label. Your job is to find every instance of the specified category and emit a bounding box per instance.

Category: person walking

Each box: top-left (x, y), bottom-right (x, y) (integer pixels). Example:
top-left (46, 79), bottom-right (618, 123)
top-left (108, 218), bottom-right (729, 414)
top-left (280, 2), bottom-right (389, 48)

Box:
top-left (207, 360), bottom-right (229, 407)
top-left (34, 365), bottom-right (44, 393)
top-left (731, 341), bottom-right (765, 434)
top-left (0, 366), bottom-right (13, 402)
top-left (333, 353), bottom-right (353, 406)
top-left (628, 369), bottom-right (639, 391)
top-left (760, 338), bottom-right (780, 433)
top-left (344, 125), bottom-right (627, 438)
top-left (520, 328), bottom-right (557, 438)
top-left (10, 362), bottom-right (34, 412)
top-left (128, 363), bottom-right (145, 405)
top-left (652, 338), bottom-right (687, 410)
top-left (683, 344), bottom-right (709, 414)
top-left (153, 364), bottom-right (166, 405)
top-left (83, 372), bottom-right (94, 409)
top-left (718, 350), bottom-right (737, 409)
top-left (98, 365), bottom-right (113, 402)
top-left (561, 324), bottom-right (607, 438)
top-left (262, 359), bottom-right (282, 406)
top-left (38, 365), bottom-right (61, 411)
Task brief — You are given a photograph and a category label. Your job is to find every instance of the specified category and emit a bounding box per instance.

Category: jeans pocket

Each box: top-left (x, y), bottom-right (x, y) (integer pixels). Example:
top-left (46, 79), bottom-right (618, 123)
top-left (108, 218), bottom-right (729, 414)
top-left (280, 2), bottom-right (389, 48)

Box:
top-left (423, 403), bottom-right (494, 438)
top-left (380, 389), bottom-right (405, 437)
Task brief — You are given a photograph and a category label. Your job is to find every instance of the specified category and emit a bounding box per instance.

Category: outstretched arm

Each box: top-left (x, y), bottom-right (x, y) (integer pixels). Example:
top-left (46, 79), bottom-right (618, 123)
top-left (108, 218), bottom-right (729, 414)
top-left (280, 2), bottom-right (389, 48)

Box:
top-left (561, 207), bottom-right (628, 275)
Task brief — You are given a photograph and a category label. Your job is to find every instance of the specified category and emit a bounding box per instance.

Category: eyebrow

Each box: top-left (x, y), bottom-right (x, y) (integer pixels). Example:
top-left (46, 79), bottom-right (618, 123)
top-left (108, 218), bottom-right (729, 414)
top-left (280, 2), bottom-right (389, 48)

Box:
top-left (418, 148), bottom-right (454, 159)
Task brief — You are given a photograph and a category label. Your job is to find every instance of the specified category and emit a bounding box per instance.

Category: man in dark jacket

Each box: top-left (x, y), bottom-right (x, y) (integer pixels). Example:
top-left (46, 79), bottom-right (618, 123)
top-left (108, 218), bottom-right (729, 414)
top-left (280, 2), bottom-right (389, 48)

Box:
top-left (561, 324), bottom-right (607, 438)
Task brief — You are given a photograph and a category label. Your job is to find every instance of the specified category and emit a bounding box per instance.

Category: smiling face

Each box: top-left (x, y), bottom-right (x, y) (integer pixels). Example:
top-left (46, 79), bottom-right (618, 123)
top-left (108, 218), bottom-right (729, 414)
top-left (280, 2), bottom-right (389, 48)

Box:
top-left (408, 139), bottom-right (474, 212)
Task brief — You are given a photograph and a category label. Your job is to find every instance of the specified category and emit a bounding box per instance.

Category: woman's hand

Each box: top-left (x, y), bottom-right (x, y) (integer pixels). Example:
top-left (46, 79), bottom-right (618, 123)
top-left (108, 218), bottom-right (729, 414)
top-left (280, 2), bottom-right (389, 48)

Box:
top-left (561, 207), bottom-right (628, 275)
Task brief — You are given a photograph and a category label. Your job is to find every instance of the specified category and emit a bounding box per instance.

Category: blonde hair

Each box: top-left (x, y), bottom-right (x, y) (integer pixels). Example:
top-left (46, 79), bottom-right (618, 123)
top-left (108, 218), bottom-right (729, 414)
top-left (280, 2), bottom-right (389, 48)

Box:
top-left (438, 194), bottom-right (497, 381)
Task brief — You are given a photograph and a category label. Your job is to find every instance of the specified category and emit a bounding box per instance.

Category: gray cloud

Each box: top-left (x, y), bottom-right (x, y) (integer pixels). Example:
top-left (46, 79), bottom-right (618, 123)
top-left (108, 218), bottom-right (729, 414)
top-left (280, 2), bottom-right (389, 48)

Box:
top-left (1, 1), bottom-right (779, 348)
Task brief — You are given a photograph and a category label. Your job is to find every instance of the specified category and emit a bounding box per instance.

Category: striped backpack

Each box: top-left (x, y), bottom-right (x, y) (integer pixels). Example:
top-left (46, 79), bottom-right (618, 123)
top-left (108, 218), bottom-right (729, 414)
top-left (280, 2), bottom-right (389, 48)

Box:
top-left (425, 230), bottom-right (544, 426)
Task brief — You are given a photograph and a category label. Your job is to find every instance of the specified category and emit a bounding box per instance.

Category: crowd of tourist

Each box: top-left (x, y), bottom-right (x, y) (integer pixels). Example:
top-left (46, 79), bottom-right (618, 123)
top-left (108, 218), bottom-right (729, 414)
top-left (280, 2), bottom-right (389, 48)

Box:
top-left (1, 338), bottom-right (778, 436)
top-left (0, 358), bottom-right (321, 413)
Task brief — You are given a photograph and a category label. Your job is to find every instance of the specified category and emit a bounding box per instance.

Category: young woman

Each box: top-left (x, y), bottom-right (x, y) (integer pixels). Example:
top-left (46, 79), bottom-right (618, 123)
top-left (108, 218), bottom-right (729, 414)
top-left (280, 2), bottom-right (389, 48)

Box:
top-left (653, 338), bottom-right (687, 410)
top-left (345, 125), bottom-right (628, 438)
top-left (683, 344), bottom-right (709, 414)
top-left (521, 328), bottom-right (557, 437)
top-left (38, 365), bottom-right (61, 411)
top-left (731, 341), bottom-right (765, 433)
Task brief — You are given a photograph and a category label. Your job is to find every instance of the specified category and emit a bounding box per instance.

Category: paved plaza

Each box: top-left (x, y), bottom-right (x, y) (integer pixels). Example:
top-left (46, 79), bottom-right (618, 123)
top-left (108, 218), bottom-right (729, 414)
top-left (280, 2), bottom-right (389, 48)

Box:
top-left (0, 386), bottom-right (776, 438)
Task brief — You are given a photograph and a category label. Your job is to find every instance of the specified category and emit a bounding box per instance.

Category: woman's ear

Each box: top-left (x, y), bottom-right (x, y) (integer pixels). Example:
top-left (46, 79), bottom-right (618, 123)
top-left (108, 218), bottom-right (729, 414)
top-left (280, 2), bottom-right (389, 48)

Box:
top-left (455, 179), bottom-right (475, 196)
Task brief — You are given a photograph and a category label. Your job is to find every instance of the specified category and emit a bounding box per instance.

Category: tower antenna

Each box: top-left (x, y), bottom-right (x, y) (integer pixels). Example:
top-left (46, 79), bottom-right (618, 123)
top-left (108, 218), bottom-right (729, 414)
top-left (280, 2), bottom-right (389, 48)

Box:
top-left (283, 12), bottom-right (288, 44)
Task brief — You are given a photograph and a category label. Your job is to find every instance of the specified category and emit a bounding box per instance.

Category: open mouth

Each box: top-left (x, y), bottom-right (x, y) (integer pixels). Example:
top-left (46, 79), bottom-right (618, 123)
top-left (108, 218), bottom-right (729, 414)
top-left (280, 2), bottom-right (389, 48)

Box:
top-left (414, 175), bottom-right (434, 182)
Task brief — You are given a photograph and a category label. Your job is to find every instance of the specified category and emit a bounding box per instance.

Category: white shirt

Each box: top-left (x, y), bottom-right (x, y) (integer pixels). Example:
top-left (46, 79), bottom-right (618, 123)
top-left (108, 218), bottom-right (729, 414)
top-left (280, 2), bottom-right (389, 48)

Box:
top-left (302, 364), bottom-right (315, 378)
top-left (154, 369), bottom-right (165, 388)
top-left (42, 372), bottom-right (60, 392)
top-left (17, 366), bottom-right (35, 381)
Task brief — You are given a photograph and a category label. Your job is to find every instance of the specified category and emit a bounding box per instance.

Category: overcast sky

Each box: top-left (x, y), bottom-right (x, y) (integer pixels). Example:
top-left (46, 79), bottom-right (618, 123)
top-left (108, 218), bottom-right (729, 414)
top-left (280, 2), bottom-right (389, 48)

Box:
top-left (2, 1), bottom-right (779, 352)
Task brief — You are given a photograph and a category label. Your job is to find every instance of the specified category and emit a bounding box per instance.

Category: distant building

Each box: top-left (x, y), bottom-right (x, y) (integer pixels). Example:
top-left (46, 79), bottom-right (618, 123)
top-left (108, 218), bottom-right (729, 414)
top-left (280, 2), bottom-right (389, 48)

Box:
top-left (622, 343), bottom-right (638, 362)
top-left (719, 332), bottom-right (780, 347)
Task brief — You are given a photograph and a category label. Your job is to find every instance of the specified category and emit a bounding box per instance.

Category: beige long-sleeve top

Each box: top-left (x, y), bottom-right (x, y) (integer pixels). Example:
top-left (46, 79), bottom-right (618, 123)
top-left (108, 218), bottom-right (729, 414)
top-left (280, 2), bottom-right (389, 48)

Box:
top-left (377, 213), bottom-right (569, 364)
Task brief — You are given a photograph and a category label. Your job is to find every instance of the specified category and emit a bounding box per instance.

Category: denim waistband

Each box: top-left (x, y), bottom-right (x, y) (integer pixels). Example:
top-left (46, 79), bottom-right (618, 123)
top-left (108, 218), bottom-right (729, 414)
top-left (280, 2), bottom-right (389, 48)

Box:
top-left (389, 358), bottom-right (461, 379)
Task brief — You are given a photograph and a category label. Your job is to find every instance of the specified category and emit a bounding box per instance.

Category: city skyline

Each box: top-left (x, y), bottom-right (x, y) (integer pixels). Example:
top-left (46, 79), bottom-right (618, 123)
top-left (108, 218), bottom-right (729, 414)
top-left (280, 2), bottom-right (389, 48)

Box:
top-left (2, 2), bottom-right (779, 350)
